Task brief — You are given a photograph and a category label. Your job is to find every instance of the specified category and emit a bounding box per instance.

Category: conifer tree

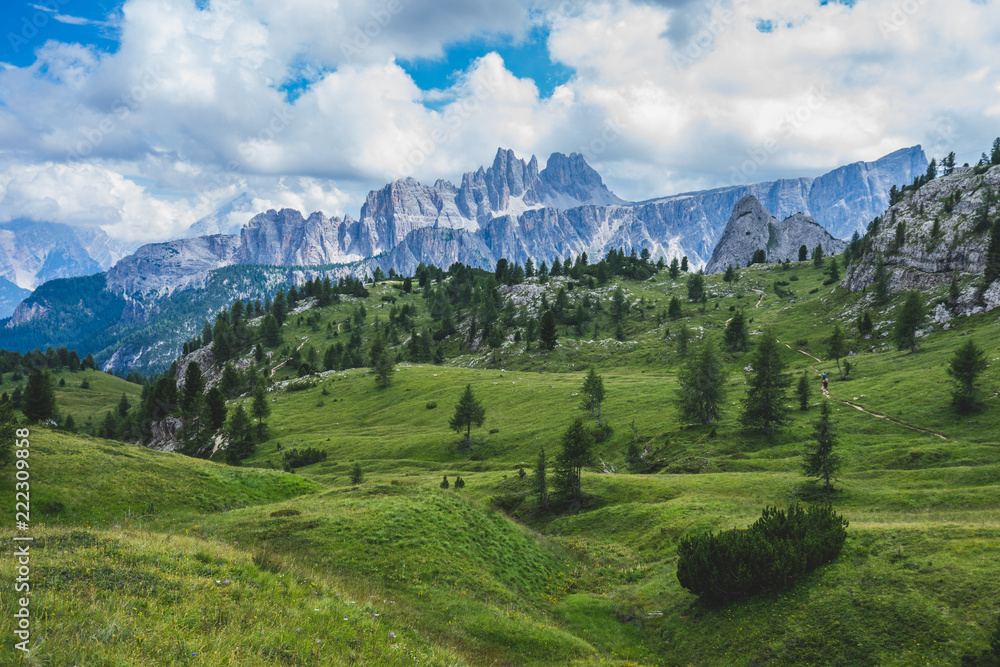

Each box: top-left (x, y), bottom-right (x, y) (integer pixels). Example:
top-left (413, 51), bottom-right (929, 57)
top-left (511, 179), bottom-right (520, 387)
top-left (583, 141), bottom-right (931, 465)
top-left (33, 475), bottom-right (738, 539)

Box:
top-left (723, 264), bottom-right (738, 285)
top-left (449, 384), bottom-right (486, 447)
top-left (539, 310), bottom-right (558, 350)
top-left (225, 405), bottom-right (255, 464)
top-left (668, 296), bottom-right (683, 320)
top-left (724, 309), bottom-right (749, 352)
top-left (554, 418), bottom-right (595, 505)
top-left (892, 291), bottom-right (927, 353)
top-left (272, 288), bottom-right (288, 325)
top-left (872, 252), bottom-right (891, 303)
top-left (812, 244), bottom-right (825, 267)
top-left (799, 244), bottom-right (808, 262)
top-left (533, 446), bottom-right (549, 511)
top-left (117, 392), bottom-right (131, 418)
top-left (370, 332), bottom-right (393, 389)
top-left (351, 463), bottom-right (365, 485)
top-left (803, 401), bottom-right (840, 491)
top-left (180, 362), bottom-right (204, 415)
top-left (740, 329), bottom-right (791, 435)
top-left (676, 324), bottom-right (691, 357)
top-left (947, 339), bottom-right (989, 413)
top-left (687, 271), bottom-right (705, 302)
top-left (22, 369), bottom-right (56, 423)
top-left (581, 367), bottom-right (606, 425)
top-left (205, 386), bottom-right (228, 430)
top-left (668, 257), bottom-right (680, 279)
top-left (680, 256), bottom-right (689, 272)
top-left (676, 337), bottom-right (728, 426)
top-left (797, 372), bottom-right (811, 411)
top-left (251, 381), bottom-right (271, 439)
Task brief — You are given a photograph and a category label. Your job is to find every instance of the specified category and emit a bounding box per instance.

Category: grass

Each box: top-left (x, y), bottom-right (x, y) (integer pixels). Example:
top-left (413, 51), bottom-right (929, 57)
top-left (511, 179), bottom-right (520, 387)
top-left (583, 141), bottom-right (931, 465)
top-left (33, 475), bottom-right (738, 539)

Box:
top-left (3, 259), bottom-right (1000, 665)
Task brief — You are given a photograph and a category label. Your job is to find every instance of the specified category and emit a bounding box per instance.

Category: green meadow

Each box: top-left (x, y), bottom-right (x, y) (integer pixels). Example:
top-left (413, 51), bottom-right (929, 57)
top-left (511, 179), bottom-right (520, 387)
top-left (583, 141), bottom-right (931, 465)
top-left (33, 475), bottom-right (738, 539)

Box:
top-left (2, 259), bottom-right (999, 665)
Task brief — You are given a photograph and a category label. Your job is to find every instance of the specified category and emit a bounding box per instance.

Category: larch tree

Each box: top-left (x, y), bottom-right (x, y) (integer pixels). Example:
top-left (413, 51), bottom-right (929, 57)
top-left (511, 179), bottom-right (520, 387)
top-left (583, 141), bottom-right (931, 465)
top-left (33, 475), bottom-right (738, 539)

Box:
top-left (449, 384), bottom-right (486, 448)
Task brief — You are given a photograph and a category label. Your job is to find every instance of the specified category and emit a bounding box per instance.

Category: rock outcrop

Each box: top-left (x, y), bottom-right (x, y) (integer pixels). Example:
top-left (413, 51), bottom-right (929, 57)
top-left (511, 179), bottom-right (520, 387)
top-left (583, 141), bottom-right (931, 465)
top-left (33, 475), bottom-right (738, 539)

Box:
top-left (705, 196), bottom-right (847, 273)
top-left (843, 165), bottom-right (1000, 315)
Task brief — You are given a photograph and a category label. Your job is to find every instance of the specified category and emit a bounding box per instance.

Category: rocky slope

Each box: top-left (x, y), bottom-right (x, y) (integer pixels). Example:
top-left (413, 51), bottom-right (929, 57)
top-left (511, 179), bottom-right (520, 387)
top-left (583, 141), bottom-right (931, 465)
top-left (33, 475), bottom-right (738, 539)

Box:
top-left (843, 165), bottom-right (1000, 315)
top-left (705, 196), bottom-right (847, 273)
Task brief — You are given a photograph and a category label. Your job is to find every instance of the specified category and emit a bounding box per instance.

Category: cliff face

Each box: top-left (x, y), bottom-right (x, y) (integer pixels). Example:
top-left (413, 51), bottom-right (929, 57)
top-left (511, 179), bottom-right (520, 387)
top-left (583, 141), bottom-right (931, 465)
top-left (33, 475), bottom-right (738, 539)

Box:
top-left (705, 195), bottom-right (847, 274)
top-left (105, 234), bottom-right (241, 299)
top-left (843, 165), bottom-right (1000, 315)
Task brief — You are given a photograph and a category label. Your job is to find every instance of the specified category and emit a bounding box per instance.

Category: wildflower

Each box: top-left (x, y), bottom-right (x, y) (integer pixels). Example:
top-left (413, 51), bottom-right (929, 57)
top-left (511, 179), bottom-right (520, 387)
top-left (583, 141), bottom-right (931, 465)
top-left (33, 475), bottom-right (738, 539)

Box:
top-left (389, 632), bottom-right (396, 640)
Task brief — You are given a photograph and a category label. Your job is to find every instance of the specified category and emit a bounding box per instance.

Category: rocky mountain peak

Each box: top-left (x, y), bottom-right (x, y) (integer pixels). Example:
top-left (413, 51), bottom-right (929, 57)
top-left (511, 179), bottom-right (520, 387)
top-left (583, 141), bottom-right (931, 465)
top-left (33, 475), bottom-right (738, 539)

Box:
top-left (705, 195), bottom-right (846, 273)
top-left (541, 152), bottom-right (626, 207)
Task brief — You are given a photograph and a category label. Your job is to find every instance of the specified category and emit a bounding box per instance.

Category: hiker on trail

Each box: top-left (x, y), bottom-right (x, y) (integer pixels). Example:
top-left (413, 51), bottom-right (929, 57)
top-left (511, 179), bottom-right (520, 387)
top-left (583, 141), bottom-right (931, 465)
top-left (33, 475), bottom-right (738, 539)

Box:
top-left (822, 373), bottom-right (828, 392)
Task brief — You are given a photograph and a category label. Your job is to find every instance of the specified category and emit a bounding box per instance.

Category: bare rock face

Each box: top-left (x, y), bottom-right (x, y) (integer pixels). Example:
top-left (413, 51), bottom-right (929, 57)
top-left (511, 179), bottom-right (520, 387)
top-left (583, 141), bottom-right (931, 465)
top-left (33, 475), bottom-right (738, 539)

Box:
top-left (146, 417), bottom-right (182, 451)
top-left (843, 165), bottom-right (1000, 315)
top-left (237, 209), bottom-right (364, 266)
top-left (105, 234), bottom-right (241, 299)
top-left (705, 195), bottom-right (847, 273)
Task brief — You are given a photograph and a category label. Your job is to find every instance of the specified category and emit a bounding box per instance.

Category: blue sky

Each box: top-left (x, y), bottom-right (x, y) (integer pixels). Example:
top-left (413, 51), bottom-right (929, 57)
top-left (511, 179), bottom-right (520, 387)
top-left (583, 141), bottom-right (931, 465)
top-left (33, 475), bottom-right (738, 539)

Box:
top-left (0, 0), bottom-right (998, 241)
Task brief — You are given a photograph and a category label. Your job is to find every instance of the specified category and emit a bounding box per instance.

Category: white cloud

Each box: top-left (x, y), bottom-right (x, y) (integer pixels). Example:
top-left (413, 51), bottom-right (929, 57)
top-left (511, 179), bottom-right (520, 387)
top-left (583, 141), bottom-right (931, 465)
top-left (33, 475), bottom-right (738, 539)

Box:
top-left (0, 0), bottom-right (998, 240)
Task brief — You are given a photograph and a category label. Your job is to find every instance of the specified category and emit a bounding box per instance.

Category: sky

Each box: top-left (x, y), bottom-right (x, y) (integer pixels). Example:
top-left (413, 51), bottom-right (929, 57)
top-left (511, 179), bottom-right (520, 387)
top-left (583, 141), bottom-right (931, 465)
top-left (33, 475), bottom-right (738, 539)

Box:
top-left (0, 0), bottom-right (998, 242)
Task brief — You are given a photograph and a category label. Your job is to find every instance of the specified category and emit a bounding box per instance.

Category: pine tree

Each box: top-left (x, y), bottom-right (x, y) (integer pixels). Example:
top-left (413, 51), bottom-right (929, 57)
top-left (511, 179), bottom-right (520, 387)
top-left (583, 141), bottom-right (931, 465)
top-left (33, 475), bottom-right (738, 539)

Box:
top-left (533, 446), bottom-right (549, 511)
top-left (680, 256), bottom-right (689, 272)
top-left (272, 288), bottom-right (288, 325)
top-left (180, 362), bottom-right (204, 415)
top-left (610, 286), bottom-right (629, 322)
top-left (581, 367), bottom-right (606, 425)
top-left (812, 244), bottom-right (825, 267)
top-left (251, 381), bottom-right (271, 439)
top-left (554, 419), bottom-right (595, 505)
top-left (676, 337), bottom-right (728, 426)
top-left (213, 316), bottom-right (234, 364)
top-left (723, 264), bottom-right (738, 285)
top-left (858, 310), bottom-right (874, 337)
top-left (799, 245), bottom-right (808, 262)
top-left (539, 311), bottom-right (558, 350)
top-left (262, 314), bottom-right (282, 347)
top-left (828, 323), bottom-right (847, 380)
top-left (892, 291), bottom-right (927, 353)
top-left (201, 320), bottom-right (213, 347)
top-left (872, 252), bottom-right (890, 303)
top-left (440, 475), bottom-right (449, 489)
top-left (676, 324), bottom-right (691, 357)
top-left (351, 463), bottom-right (365, 485)
top-left (797, 372), bottom-right (811, 411)
top-left (826, 255), bottom-right (840, 282)
top-left (985, 218), bottom-right (1000, 288)
top-left (117, 392), bottom-right (131, 418)
top-left (687, 271), bottom-right (705, 302)
top-left (449, 384), bottom-right (486, 447)
top-left (724, 309), bottom-right (749, 352)
top-left (668, 257), bottom-right (680, 279)
top-left (740, 329), bottom-right (791, 435)
top-left (370, 332), bottom-right (393, 389)
top-left (668, 296), bottom-right (683, 320)
top-left (942, 151), bottom-right (956, 176)
top-left (205, 386), bottom-right (228, 430)
top-left (947, 339), bottom-right (989, 413)
top-left (22, 370), bottom-right (56, 423)
top-left (224, 405), bottom-right (255, 464)
top-left (803, 401), bottom-right (840, 491)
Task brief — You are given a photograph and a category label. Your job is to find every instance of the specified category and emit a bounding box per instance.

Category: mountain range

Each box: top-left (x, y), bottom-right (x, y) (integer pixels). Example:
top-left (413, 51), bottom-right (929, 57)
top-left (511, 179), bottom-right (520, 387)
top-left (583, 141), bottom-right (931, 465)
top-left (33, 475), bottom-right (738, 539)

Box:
top-left (1, 145), bottom-right (927, 372)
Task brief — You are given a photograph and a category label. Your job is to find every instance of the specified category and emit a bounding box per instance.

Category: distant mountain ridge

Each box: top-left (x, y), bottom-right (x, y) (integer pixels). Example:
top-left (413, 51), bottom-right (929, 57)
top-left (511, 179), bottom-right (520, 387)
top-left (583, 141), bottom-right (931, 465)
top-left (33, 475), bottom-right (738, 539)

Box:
top-left (705, 195), bottom-right (847, 274)
top-left (3, 146), bottom-right (926, 372)
top-left (0, 220), bottom-right (129, 317)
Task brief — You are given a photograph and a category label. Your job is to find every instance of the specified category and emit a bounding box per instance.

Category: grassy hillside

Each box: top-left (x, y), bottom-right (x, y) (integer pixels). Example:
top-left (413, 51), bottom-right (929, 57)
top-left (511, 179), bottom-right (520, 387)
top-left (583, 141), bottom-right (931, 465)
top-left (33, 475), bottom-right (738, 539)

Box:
top-left (4, 258), bottom-right (1000, 665)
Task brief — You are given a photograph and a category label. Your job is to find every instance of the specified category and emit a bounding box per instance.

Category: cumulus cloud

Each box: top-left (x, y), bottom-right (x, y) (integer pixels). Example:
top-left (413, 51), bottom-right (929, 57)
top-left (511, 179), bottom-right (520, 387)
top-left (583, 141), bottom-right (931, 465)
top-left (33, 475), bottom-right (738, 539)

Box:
top-left (0, 0), bottom-right (998, 239)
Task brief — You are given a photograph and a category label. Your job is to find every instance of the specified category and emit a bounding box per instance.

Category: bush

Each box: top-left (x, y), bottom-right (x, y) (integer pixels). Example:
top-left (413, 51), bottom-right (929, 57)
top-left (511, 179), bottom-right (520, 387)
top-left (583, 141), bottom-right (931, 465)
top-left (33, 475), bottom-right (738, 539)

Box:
top-left (282, 447), bottom-right (328, 469)
top-left (426, 402), bottom-right (437, 409)
top-left (676, 503), bottom-right (848, 605)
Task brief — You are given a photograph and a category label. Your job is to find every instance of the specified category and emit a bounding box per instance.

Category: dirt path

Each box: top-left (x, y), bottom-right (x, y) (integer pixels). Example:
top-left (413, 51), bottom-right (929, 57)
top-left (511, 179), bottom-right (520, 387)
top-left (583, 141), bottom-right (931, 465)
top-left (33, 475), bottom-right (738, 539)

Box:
top-left (799, 361), bottom-right (950, 441)
top-left (754, 290), bottom-right (765, 308)
top-left (782, 341), bottom-right (823, 364)
top-left (270, 336), bottom-right (310, 378)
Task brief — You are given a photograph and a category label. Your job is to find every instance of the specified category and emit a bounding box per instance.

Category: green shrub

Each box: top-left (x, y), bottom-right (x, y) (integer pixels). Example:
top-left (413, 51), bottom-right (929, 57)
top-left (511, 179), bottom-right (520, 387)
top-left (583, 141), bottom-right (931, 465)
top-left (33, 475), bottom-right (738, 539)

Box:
top-left (676, 504), bottom-right (848, 605)
top-left (281, 447), bottom-right (328, 469)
